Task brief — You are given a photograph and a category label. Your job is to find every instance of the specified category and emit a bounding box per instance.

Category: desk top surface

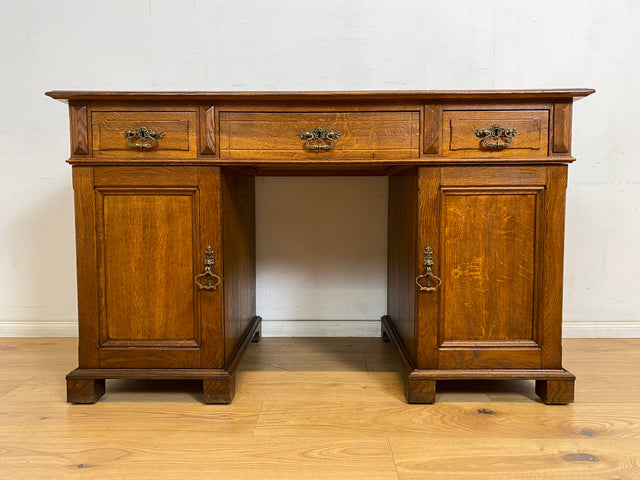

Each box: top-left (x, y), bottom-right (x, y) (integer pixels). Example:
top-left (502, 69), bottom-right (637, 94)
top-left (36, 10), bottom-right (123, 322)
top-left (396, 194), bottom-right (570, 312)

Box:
top-left (46, 89), bottom-right (595, 103)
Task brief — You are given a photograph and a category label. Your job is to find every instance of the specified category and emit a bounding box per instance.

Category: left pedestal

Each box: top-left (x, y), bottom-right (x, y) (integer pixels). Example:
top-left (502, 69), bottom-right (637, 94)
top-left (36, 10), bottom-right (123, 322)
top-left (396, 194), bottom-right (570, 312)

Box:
top-left (66, 160), bottom-right (257, 404)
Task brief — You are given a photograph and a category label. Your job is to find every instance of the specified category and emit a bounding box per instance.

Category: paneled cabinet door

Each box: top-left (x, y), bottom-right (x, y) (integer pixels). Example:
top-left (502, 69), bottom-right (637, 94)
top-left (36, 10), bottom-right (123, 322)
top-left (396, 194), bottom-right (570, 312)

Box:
top-left (416, 165), bottom-right (567, 371)
top-left (73, 166), bottom-right (223, 370)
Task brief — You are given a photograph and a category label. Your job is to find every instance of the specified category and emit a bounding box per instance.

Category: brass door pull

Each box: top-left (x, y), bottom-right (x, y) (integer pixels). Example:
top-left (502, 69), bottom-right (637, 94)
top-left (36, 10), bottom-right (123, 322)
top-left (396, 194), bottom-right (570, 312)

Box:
top-left (299, 126), bottom-right (340, 150)
top-left (194, 244), bottom-right (221, 290)
top-left (475, 124), bottom-right (517, 148)
top-left (416, 246), bottom-right (442, 292)
top-left (123, 126), bottom-right (165, 149)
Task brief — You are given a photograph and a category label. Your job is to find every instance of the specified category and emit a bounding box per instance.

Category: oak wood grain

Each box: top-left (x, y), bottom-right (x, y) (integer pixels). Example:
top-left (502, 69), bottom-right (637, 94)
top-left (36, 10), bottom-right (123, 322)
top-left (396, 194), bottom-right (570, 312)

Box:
top-left (443, 109), bottom-right (549, 157)
top-left (219, 111), bottom-right (420, 160)
top-left (1, 337), bottom-right (638, 479)
top-left (71, 167), bottom-right (99, 368)
top-left (69, 104), bottom-right (89, 155)
top-left (91, 110), bottom-right (198, 159)
top-left (45, 88), bottom-right (596, 102)
top-left (199, 105), bottom-right (217, 155)
top-left (389, 438), bottom-right (639, 479)
top-left (50, 90), bottom-right (593, 405)
top-left (386, 168), bottom-right (418, 364)
top-left (553, 101), bottom-right (573, 154)
top-left (221, 169), bottom-right (256, 364)
top-left (540, 166), bottom-right (568, 369)
top-left (422, 104), bottom-right (442, 154)
top-left (0, 436), bottom-right (398, 480)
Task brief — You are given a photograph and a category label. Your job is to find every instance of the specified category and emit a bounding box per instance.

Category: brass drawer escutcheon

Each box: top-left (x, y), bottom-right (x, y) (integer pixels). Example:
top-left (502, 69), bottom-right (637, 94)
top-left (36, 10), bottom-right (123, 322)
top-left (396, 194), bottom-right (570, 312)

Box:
top-left (123, 126), bottom-right (165, 149)
top-left (475, 124), bottom-right (517, 148)
top-left (299, 126), bottom-right (340, 151)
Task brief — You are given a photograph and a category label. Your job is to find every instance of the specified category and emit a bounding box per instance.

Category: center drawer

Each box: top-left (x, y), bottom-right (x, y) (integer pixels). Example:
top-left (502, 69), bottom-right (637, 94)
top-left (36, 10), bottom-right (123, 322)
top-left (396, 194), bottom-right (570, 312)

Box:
top-left (218, 111), bottom-right (420, 160)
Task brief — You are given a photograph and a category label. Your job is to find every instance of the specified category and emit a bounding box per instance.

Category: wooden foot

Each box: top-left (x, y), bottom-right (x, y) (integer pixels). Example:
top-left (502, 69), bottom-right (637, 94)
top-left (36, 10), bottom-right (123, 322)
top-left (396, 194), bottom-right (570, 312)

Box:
top-left (535, 378), bottom-right (575, 404)
top-left (203, 374), bottom-right (236, 404)
top-left (405, 376), bottom-right (436, 404)
top-left (67, 378), bottom-right (105, 404)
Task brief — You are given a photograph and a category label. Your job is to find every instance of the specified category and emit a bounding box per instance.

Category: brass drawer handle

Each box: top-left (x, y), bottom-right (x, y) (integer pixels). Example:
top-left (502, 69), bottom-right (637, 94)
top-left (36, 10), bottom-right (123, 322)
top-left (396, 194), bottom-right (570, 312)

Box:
top-left (416, 246), bottom-right (441, 292)
top-left (475, 124), bottom-right (517, 148)
top-left (299, 126), bottom-right (340, 150)
top-left (194, 245), bottom-right (221, 290)
top-left (123, 126), bottom-right (165, 149)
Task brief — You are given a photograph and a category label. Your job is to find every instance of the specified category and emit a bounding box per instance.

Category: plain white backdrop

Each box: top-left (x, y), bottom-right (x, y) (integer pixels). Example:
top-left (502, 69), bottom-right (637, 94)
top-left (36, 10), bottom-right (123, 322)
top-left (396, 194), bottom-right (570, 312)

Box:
top-left (0, 0), bottom-right (638, 337)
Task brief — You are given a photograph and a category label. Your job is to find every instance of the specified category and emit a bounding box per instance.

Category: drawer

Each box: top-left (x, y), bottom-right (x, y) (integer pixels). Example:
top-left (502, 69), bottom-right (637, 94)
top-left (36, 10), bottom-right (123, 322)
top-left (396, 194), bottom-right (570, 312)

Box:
top-left (442, 110), bottom-right (549, 157)
top-left (219, 111), bottom-right (420, 160)
top-left (91, 110), bottom-right (198, 158)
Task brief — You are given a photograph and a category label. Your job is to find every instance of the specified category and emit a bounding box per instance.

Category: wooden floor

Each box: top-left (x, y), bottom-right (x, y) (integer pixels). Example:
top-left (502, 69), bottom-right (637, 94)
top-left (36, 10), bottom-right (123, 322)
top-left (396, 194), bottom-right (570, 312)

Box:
top-left (0, 337), bottom-right (638, 479)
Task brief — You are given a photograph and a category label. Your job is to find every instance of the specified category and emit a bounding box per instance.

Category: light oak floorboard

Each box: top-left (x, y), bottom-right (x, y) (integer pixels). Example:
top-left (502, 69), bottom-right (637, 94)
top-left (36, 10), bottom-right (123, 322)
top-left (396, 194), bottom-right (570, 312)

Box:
top-left (253, 401), bottom-right (640, 439)
top-left (389, 438), bottom-right (639, 479)
top-left (236, 371), bottom-right (407, 402)
top-left (0, 436), bottom-right (398, 480)
top-left (0, 337), bottom-right (638, 479)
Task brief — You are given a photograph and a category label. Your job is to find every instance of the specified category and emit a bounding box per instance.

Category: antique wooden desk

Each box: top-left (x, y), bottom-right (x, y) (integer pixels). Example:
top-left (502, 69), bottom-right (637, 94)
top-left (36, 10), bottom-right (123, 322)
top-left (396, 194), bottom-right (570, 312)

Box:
top-left (47, 89), bottom-right (594, 404)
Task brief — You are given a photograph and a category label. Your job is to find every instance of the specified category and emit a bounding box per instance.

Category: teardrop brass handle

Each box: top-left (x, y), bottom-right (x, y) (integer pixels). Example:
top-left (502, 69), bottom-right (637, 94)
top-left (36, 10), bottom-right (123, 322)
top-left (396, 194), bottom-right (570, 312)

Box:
top-left (416, 246), bottom-right (441, 292)
top-left (475, 124), bottom-right (517, 148)
top-left (123, 126), bottom-right (165, 149)
top-left (299, 126), bottom-right (340, 150)
top-left (194, 244), bottom-right (221, 290)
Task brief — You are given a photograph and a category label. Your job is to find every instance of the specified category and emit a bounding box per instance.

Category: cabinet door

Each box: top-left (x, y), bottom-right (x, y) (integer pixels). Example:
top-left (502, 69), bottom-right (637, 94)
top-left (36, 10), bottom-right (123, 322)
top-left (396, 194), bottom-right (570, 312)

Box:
top-left (73, 166), bottom-right (223, 369)
top-left (417, 166), bottom-right (567, 370)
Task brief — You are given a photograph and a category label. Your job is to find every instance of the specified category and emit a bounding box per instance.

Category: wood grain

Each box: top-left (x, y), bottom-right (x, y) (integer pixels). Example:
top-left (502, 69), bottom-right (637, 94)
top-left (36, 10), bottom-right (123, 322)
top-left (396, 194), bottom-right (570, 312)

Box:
top-left (443, 109), bottom-right (549, 157)
top-left (389, 438), bottom-right (639, 479)
top-left (553, 101), bottom-right (573, 154)
top-left (0, 437), bottom-right (398, 480)
top-left (91, 110), bottom-right (198, 159)
top-left (219, 111), bottom-right (420, 160)
top-left (1, 338), bottom-right (638, 479)
top-left (422, 104), bottom-right (442, 154)
top-left (45, 88), bottom-right (596, 102)
top-left (386, 168), bottom-right (418, 364)
top-left (195, 166), bottom-right (224, 369)
top-left (69, 104), bottom-right (89, 155)
top-left (98, 190), bottom-right (197, 342)
top-left (199, 105), bottom-right (217, 155)
top-left (540, 166), bottom-right (568, 369)
top-left (91, 167), bottom-right (210, 369)
top-left (71, 167), bottom-right (99, 368)
top-left (221, 169), bottom-right (256, 364)
top-left (51, 90), bottom-right (592, 406)
top-left (416, 167), bottom-right (441, 369)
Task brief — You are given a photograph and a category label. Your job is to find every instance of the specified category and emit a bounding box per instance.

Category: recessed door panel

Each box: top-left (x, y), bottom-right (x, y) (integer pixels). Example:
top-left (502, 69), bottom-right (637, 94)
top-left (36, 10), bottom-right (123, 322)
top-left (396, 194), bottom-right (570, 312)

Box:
top-left (100, 191), bottom-right (197, 342)
top-left (442, 190), bottom-right (537, 342)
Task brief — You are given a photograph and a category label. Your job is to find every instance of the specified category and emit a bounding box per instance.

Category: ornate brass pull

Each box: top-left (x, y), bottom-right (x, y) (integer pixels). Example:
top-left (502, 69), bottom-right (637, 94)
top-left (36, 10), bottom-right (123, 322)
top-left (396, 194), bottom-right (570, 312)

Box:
top-left (416, 246), bottom-right (442, 292)
top-left (123, 126), bottom-right (165, 149)
top-left (299, 126), bottom-right (340, 150)
top-left (194, 244), bottom-right (221, 290)
top-left (475, 124), bottom-right (517, 148)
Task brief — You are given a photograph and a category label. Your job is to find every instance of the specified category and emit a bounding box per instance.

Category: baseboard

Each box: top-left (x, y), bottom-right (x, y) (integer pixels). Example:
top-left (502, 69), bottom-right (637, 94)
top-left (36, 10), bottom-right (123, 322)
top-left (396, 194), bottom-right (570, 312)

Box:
top-left (0, 321), bottom-right (78, 337)
top-left (562, 321), bottom-right (640, 338)
top-left (261, 320), bottom-right (381, 337)
top-left (1, 319), bottom-right (638, 338)
top-left (264, 320), bottom-right (640, 338)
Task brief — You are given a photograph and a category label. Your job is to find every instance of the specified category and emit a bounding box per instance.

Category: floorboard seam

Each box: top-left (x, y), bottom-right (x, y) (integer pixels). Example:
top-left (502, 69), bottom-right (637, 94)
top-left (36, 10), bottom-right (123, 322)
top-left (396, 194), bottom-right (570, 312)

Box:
top-left (387, 437), bottom-right (400, 480)
top-left (251, 401), bottom-right (264, 437)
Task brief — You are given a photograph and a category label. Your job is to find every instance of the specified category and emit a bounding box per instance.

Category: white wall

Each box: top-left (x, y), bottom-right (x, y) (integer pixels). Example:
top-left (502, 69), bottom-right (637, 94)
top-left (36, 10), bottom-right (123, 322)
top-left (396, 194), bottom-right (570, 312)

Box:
top-left (0, 0), bottom-right (638, 337)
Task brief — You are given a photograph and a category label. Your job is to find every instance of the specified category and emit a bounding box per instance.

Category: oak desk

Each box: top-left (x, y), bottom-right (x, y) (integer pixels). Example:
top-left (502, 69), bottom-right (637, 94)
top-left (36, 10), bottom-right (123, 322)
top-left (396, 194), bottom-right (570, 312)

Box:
top-left (47, 89), bottom-right (594, 404)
